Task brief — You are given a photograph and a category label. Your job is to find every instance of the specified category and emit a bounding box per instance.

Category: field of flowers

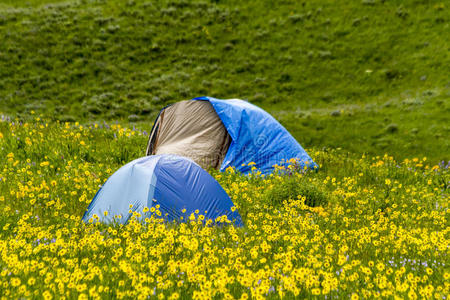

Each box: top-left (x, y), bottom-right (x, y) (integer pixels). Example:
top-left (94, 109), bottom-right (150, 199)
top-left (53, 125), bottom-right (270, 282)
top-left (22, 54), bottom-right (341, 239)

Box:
top-left (0, 116), bottom-right (448, 299)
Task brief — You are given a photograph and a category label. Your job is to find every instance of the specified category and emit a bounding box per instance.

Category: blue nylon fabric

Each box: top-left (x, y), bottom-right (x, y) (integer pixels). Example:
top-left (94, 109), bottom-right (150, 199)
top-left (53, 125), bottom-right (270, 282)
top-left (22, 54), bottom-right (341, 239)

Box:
top-left (152, 155), bottom-right (243, 226)
top-left (83, 155), bottom-right (243, 226)
top-left (193, 97), bottom-right (318, 174)
top-left (82, 156), bottom-right (159, 224)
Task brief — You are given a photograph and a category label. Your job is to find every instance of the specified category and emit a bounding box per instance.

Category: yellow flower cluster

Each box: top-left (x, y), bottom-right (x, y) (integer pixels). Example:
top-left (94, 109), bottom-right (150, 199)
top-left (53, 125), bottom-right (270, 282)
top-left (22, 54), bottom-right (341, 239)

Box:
top-left (0, 119), bottom-right (448, 299)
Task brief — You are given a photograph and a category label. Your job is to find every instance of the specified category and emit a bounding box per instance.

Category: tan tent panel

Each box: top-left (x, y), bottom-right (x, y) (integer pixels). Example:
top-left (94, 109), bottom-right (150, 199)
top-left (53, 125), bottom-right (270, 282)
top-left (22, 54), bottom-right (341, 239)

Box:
top-left (146, 100), bottom-right (230, 170)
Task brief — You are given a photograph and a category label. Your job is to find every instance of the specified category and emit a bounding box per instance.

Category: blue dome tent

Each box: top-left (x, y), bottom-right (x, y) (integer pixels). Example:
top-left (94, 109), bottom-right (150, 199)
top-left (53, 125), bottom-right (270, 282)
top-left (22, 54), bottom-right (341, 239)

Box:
top-left (146, 97), bottom-right (318, 174)
top-left (83, 154), bottom-right (243, 226)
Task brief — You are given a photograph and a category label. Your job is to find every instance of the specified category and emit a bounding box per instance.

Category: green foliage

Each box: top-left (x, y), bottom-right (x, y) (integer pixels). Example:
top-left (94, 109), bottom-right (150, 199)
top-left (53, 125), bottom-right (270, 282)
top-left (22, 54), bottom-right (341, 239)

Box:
top-left (279, 91), bottom-right (450, 163)
top-left (264, 174), bottom-right (328, 207)
top-left (0, 0), bottom-right (448, 162)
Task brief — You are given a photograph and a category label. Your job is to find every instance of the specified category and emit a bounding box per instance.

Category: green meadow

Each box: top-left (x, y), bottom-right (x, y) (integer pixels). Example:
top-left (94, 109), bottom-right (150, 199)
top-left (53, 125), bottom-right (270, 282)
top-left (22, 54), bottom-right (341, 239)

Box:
top-left (0, 120), bottom-right (448, 299)
top-left (0, 0), bottom-right (449, 298)
top-left (0, 0), bottom-right (448, 162)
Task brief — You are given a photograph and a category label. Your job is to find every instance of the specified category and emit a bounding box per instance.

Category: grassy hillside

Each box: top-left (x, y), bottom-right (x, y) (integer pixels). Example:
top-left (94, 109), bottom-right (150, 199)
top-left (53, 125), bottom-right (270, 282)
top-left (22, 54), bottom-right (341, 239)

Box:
top-left (0, 119), bottom-right (448, 299)
top-left (0, 0), bottom-right (449, 161)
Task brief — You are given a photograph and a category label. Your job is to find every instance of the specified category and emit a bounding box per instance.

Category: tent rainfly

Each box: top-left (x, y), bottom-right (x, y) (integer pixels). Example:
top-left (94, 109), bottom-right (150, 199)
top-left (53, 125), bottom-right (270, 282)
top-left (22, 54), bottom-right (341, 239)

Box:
top-left (83, 154), bottom-right (243, 226)
top-left (147, 96), bottom-right (318, 174)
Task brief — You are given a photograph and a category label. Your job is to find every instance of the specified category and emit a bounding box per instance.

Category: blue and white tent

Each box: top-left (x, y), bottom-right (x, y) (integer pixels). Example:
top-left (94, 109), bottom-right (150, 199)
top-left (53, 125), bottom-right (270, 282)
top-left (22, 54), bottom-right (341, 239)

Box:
top-left (83, 154), bottom-right (243, 226)
top-left (146, 97), bottom-right (318, 174)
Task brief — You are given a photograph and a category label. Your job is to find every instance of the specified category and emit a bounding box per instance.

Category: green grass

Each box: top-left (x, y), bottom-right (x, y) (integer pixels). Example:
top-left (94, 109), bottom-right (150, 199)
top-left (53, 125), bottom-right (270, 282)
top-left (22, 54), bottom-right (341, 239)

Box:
top-left (0, 0), bottom-right (448, 162)
top-left (278, 90), bottom-right (449, 163)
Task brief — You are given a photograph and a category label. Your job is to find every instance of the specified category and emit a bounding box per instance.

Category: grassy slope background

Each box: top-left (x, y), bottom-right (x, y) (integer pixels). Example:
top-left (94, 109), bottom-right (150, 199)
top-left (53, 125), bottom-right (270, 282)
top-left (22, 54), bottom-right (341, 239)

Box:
top-left (0, 0), bottom-right (449, 162)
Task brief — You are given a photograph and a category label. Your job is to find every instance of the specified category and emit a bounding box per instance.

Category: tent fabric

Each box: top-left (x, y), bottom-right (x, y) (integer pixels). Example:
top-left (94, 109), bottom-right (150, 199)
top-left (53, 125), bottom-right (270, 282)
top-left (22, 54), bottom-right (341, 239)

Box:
top-left (146, 101), bottom-right (230, 170)
top-left (82, 155), bottom-right (243, 226)
top-left (146, 97), bottom-right (318, 175)
top-left (193, 97), bottom-right (318, 174)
